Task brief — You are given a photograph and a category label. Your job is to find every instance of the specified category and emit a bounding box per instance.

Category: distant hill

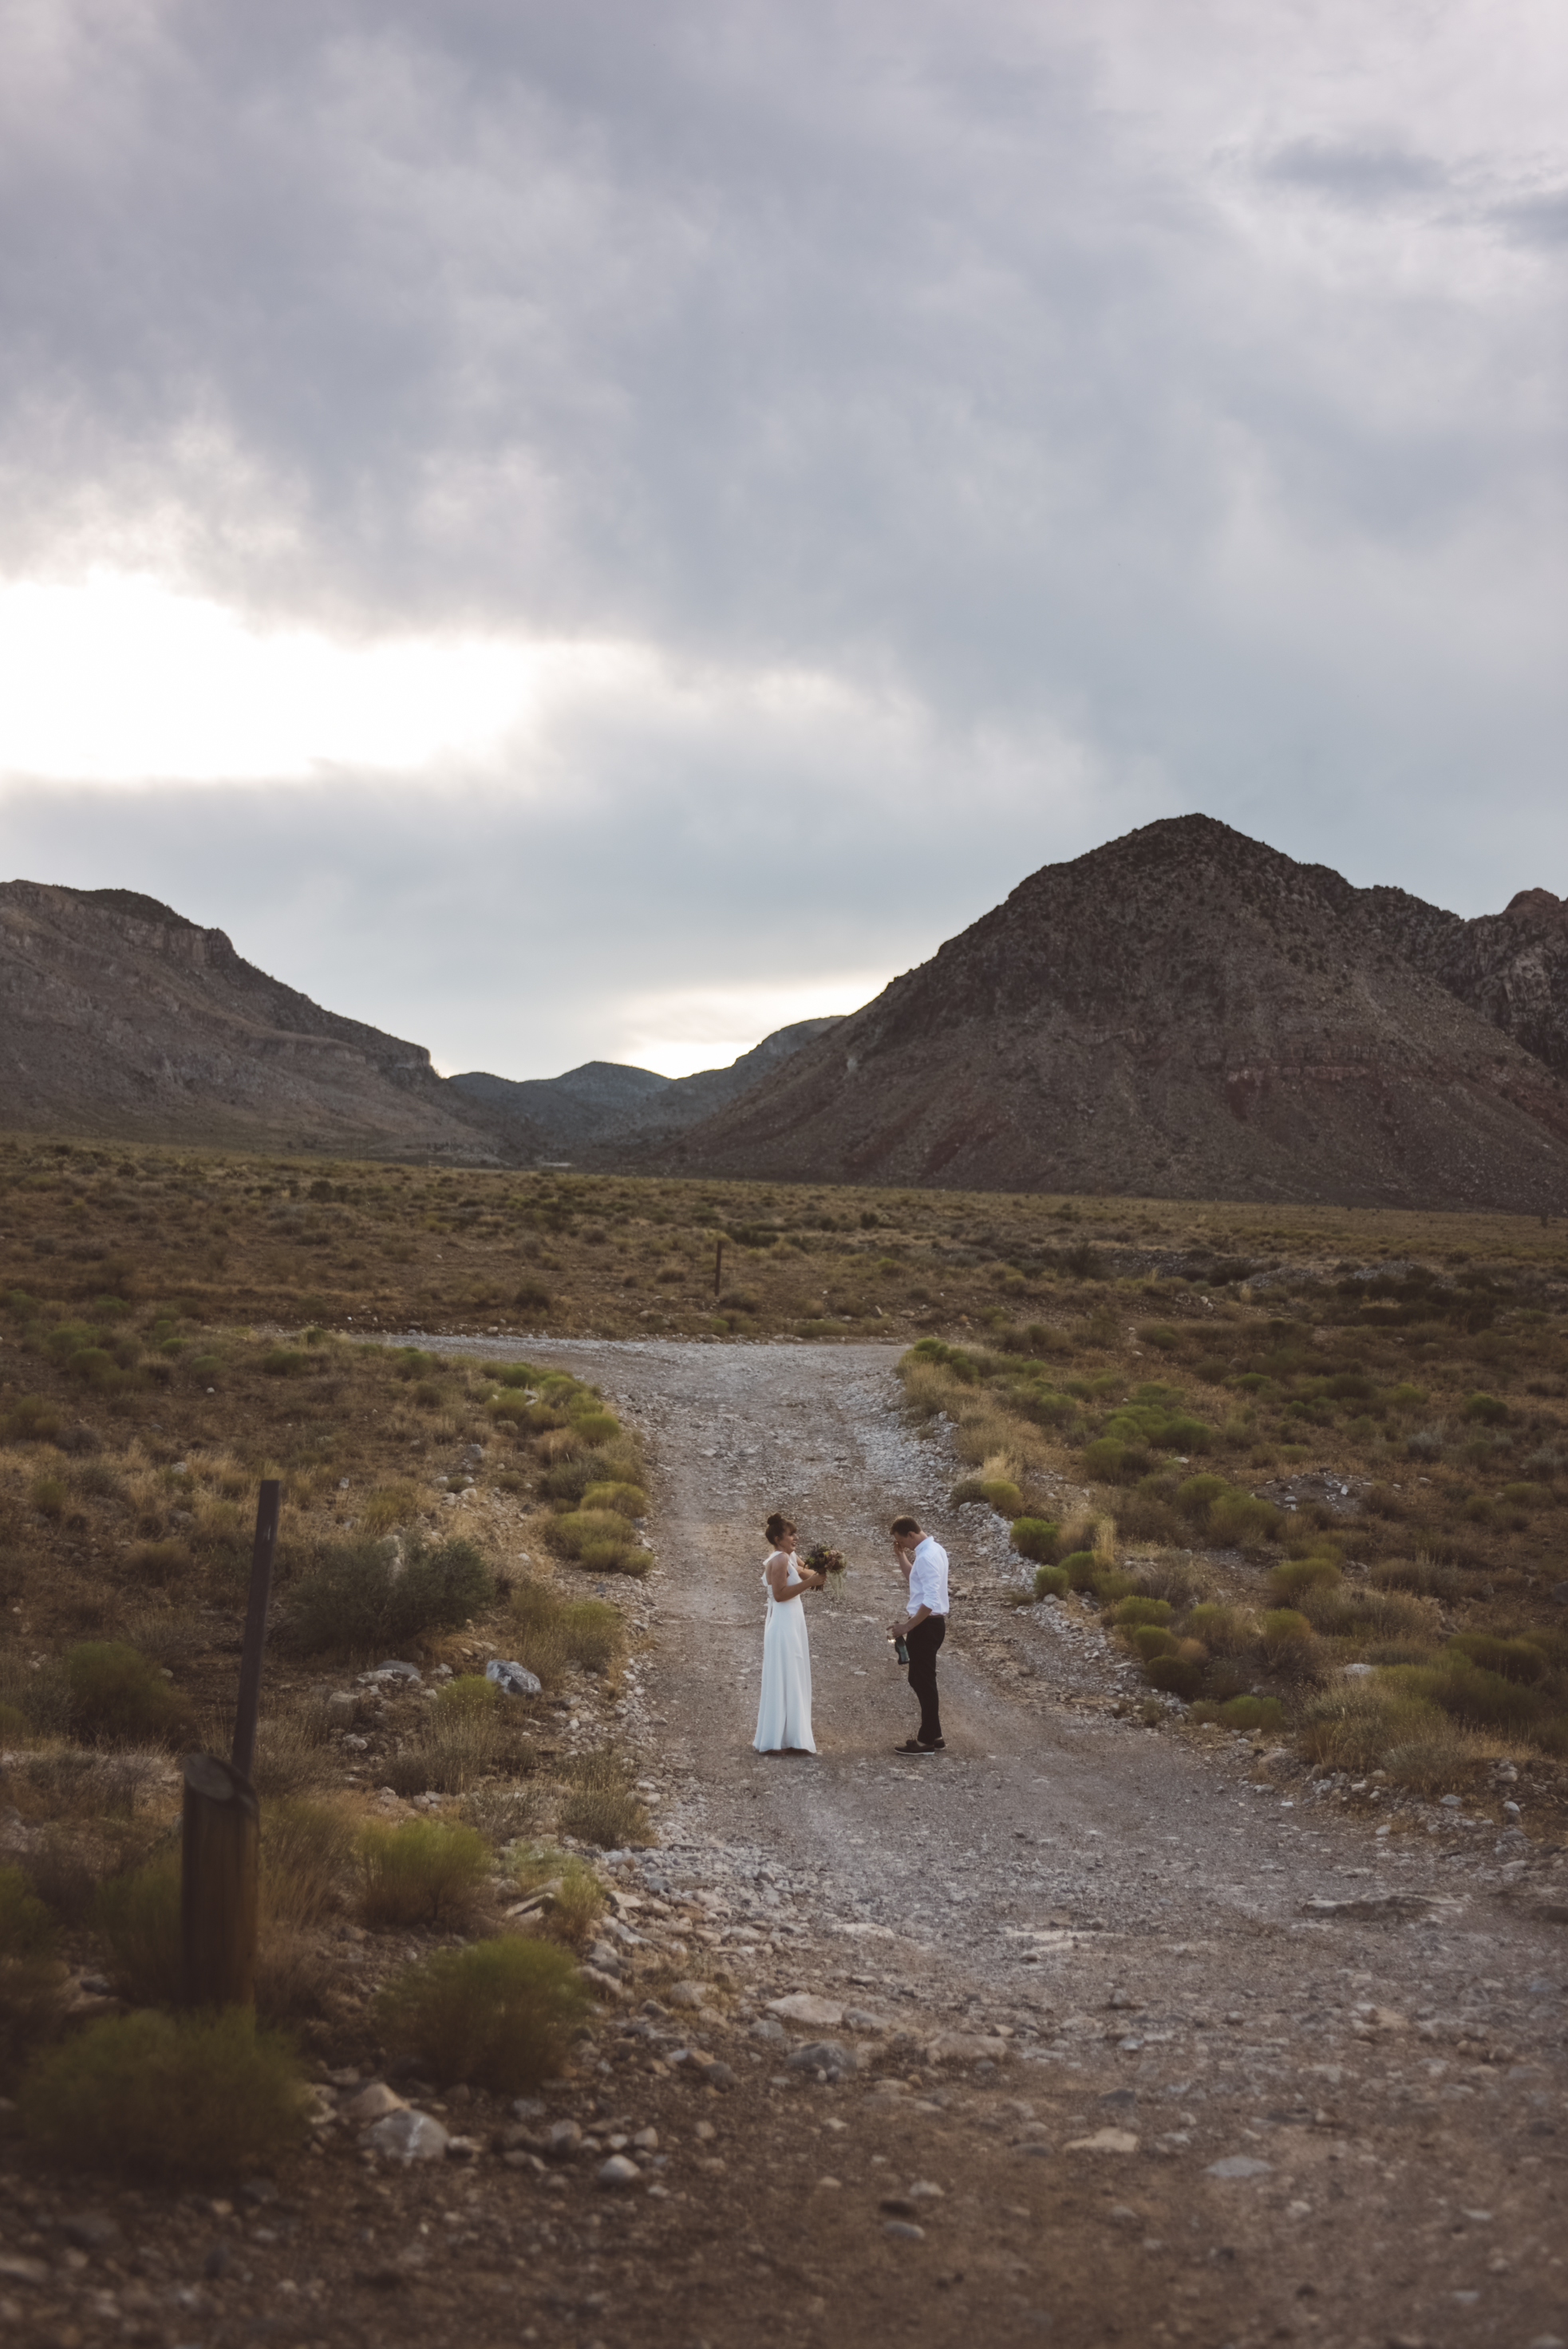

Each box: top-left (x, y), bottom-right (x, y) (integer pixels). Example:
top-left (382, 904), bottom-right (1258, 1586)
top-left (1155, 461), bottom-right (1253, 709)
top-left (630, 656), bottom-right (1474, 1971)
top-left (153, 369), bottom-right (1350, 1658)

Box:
top-left (0, 881), bottom-right (498, 1159)
top-left (642, 817), bottom-right (1568, 1211)
top-left (450, 1018), bottom-right (845, 1159)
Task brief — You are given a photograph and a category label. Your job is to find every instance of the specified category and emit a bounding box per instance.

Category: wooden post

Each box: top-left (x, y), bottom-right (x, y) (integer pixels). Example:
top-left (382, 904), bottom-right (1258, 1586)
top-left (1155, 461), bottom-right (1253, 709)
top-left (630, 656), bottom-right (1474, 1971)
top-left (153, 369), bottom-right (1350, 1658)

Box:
top-left (178, 1479), bottom-right (278, 2010)
top-left (180, 1752), bottom-right (259, 2008)
top-left (714, 1238), bottom-right (725, 1299)
top-left (232, 1480), bottom-right (280, 1782)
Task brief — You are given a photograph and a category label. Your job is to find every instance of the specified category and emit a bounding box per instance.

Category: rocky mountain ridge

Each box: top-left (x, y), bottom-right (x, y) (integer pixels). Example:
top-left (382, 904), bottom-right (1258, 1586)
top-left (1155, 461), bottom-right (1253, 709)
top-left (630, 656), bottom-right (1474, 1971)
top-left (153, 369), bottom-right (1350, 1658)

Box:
top-left (642, 816), bottom-right (1568, 1210)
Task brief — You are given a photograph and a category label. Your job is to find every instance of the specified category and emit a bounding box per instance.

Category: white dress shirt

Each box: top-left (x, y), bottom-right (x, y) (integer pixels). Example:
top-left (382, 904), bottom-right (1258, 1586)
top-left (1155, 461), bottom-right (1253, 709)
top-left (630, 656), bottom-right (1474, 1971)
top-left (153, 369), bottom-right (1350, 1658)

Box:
top-left (905, 1534), bottom-right (950, 1620)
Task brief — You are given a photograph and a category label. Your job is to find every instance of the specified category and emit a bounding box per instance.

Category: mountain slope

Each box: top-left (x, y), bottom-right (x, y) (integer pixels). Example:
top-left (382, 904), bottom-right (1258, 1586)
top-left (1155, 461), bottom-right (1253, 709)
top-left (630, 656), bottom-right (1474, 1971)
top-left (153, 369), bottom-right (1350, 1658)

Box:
top-left (450, 1017), bottom-right (844, 1158)
top-left (0, 882), bottom-right (498, 1159)
top-left (644, 817), bottom-right (1568, 1210)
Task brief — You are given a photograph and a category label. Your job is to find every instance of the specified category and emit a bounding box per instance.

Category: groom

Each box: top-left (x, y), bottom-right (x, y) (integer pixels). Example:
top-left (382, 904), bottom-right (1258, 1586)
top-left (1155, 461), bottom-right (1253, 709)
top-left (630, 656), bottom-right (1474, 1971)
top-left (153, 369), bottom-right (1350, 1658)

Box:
top-left (888, 1514), bottom-right (949, 1754)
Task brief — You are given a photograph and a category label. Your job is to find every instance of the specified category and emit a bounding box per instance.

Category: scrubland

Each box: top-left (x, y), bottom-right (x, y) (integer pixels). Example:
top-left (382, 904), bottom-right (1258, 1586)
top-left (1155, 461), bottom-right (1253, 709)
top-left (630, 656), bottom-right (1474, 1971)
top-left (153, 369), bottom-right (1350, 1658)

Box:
top-left (2, 1129), bottom-right (1567, 2177)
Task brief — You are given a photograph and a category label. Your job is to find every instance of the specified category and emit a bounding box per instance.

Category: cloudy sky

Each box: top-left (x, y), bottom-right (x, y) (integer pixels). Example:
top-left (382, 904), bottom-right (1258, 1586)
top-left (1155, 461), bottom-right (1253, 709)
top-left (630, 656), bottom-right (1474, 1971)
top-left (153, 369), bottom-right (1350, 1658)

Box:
top-left (1, 0), bottom-right (1563, 1078)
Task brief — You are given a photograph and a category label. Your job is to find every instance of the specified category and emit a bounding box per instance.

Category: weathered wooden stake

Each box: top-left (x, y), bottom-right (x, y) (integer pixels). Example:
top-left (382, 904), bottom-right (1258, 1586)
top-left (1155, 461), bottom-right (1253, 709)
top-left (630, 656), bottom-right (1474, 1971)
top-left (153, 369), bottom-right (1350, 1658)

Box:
top-left (180, 1752), bottom-right (259, 2008)
top-left (714, 1238), bottom-right (725, 1299)
top-left (231, 1479), bottom-right (281, 1782)
top-left (179, 1479), bottom-right (278, 2009)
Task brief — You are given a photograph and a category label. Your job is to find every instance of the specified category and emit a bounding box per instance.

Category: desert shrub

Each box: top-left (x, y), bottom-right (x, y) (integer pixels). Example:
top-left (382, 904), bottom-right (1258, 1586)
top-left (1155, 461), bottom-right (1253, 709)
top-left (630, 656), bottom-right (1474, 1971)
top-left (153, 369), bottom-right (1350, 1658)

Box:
top-left (20, 2008), bottom-right (306, 2183)
top-left (361, 1483), bottom-right (425, 1534)
top-left (1381, 1722), bottom-right (1486, 1792)
top-left (1136, 1325), bottom-right (1181, 1352)
top-left (543, 1510), bottom-right (650, 1577)
top-left (65, 1644), bottom-right (198, 1749)
top-left (289, 1536), bottom-right (493, 1655)
top-left (436, 1673), bottom-right (500, 1715)
top-left (1409, 1656), bottom-right (1549, 1736)
top-left (1259, 1609), bottom-right (1314, 1665)
top-left (556, 1599), bottom-right (624, 1676)
top-left (1111, 1596), bottom-right (1172, 1629)
top-left (977, 1478), bottom-right (1024, 1518)
top-left (1175, 1473), bottom-right (1229, 1521)
top-left (382, 1702), bottom-right (522, 1797)
top-left (126, 1540), bottom-right (189, 1588)
top-left (1082, 1437), bottom-right (1144, 1484)
top-left (1270, 1555), bottom-right (1341, 1603)
top-left (1372, 1554), bottom-right (1460, 1602)
top-left (1130, 1625), bottom-right (1179, 1663)
top-left (579, 1482), bottom-right (648, 1519)
top-left (1116, 1487), bottom-right (1181, 1543)
top-left (0, 1865), bottom-right (57, 1959)
top-left (508, 1843), bottom-right (606, 1942)
top-left (557, 1750), bottom-right (650, 1848)
top-left (1032, 1562), bottom-right (1070, 1600)
top-left (1009, 1517), bottom-right (1060, 1564)
top-left (1183, 1602), bottom-right (1250, 1653)
top-left (1446, 1632), bottom-right (1549, 1684)
top-left (1406, 1424), bottom-right (1447, 1459)
top-left (1461, 1392), bottom-right (1510, 1424)
top-left (1144, 1648), bottom-right (1207, 1701)
top-left (250, 1692), bottom-right (337, 1799)
top-left (6, 1393), bottom-right (61, 1443)
top-left (1301, 1678), bottom-right (1445, 1771)
top-left (1218, 1695), bottom-right (1283, 1733)
top-left (358, 1818), bottom-right (490, 1926)
top-left (260, 1348), bottom-right (305, 1378)
top-left (89, 1853), bottom-right (182, 2005)
top-left (1058, 1550), bottom-right (1101, 1592)
top-left (1207, 1491), bottom-right (1282, 1548)
top-left (30, 1474), bottom-right (68, 1519)
top-left (514, 1278), bottom-right (555, 1313)
top-left (569, 1409), bottom-right (622, 1444)
top-left (373, 1936), bottom-right (588, 2094)
top-left (259, 1798), bottom-right (354, 1929)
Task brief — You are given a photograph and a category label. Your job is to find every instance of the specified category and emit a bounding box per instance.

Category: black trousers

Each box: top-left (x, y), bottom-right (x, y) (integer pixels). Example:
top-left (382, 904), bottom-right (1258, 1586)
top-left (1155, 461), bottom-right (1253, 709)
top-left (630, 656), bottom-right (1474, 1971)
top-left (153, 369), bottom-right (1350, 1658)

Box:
top-left (906, 1614), bottom-right (946, 1745)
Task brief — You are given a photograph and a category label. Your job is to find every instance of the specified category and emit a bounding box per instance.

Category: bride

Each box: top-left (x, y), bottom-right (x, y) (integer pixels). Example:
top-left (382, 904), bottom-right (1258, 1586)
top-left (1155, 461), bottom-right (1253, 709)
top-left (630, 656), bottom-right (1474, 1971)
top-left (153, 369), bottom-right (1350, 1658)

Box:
top-left (752, 1511), bottom-right (823, 1755)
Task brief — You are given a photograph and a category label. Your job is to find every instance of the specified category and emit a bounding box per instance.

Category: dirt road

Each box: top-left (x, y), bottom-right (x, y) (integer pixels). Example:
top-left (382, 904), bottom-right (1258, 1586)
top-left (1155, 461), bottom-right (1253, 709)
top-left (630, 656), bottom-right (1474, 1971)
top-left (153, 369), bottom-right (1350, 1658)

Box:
top-left (501, 1336), bottom-right (1568, 2349)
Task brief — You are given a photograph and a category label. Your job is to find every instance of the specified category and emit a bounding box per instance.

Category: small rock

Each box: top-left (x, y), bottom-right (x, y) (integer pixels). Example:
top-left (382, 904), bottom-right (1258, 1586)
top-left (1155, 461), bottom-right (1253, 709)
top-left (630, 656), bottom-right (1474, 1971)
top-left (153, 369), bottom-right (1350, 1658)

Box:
top-left (377, 1659), bottom-right (422, 1681)
top-left (750, 2017), bottom-right (786, 2042)
top-left (325, 1692), bottom-right (357, 1728)
top-left (883, 2221), bottom-right (925, 2241)
top-left (344, 2082), bottom-right (405, 2124)
top-left (1341, 1662), bottom-right (1374, 1678)
top-left (632, 2127), bottom-right (658, 2151)
top-left (0, 2256), bottom-right (49, 2288)
top-left (907, 2181), bottom-right (945, 2200)
top-left (1065, 2129), bottom-right (1139, 2155)
top-left (598, 2154), bottom-right (640, 2187)
top-left (767, 1993), bottom-right (843, 2030)
top-left (696, 2059), bottom-right (737, 2090)
top-left (786, 2041), bottom-right (853, 2077)
top-left (444, 2136), bottom-right (484, 2161)
top-left (365, 2110), bottom-right (448, 2165)
top-left (487, 1659), bottom-right (543, 1700)
top-left (587, 1940), bottom-right (622, 1974)
top-left (544, 2119), bottom-right (583, 2160)
top-left (666, 1981), bottom-right (709, 2011)
top-left (1440, 1794), bottom-right (1462, 1809)
top-left (1205, 2155), bottom-right (1271, 2179)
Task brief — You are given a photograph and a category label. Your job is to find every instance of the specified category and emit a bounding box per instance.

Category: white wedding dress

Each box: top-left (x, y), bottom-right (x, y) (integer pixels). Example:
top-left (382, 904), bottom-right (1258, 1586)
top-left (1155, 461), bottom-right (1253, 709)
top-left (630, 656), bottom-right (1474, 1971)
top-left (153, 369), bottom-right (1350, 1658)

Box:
top-left (752, 1550), bottom-right (816, 1752)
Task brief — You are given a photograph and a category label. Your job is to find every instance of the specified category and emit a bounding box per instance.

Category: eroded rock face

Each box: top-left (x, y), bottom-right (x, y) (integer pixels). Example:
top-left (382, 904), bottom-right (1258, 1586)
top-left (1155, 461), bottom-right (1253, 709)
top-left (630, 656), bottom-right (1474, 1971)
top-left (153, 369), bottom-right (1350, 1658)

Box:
top-left (646, 816), bottom-right (1568, 1210)
top-left (0, 880), bottom-right (498, 1159)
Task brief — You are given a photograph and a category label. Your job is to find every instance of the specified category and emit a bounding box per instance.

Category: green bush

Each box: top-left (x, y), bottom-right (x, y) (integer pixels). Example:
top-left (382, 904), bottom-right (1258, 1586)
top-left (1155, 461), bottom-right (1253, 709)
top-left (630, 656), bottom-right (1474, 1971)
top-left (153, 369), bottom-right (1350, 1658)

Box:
top-left (977, 1478), bottom-right (1024, 1518)
top-left (1058, 1550), bottom-right (1101, 1592)
top-left (358, 1819), bottom-right (490, 1926)
top-left (1145, 1652), bottom-right (1206, 1701)
top-left (436, 1674), bottom-right (500, 1715)
top-left (542, 1510), bottom-right (650, 1577)
top-left (65, 1644), bottom-right (198, 1749)
top-left (260, 1348), bottom-right (306, 1378)
top-left (1130, 1625), bottom-right (1179, 1663)
top-left (556, 1752), bottom-right (650, 1849)
top-left (373, 1936), bottom-right (588, 2094)
top-left (1446, 1633), bottom-right (1548, 1684)
top-left (1270, 1556), bottom-right (1341, 1603)
top-left (30, 1474), bottom-right (68, 1520)
top-left (1207, 1491), bottom-right (1282, 1548)
top-left (259, 1798), bottom-right (355, 1929)
top-left (6, 1394), bottom-right (61, 1443)
top-left (20, 2008), bottom-right (306, 2183)
top-left (1259, 1609), bottom-right (1314, 1664)
top-left (1461, 1392), bottom-right (1510, 1425)
top-left (1031, 1562), bottom-right (1070, 1600)
top-left (290, 1536), bottom-right (494, 1655)
top-left (1218, 1695), bottom-right (1283, 1732)
top-left (89, 1854), bottom-right (181, 2005)
top-left (0, 1865), bottom-right (57, 1959)
top-left (579, 1482), bottom-right (648, 1519)
top-left (1110, 1596), bottom-right (1172, 1629)
top-left (1184, 1603), bottom-right (1249, 1654)
top-left (1009, 1517), bottom-right (1060, 1564)
top-left (569, 1409), bottom-right (622, 1444)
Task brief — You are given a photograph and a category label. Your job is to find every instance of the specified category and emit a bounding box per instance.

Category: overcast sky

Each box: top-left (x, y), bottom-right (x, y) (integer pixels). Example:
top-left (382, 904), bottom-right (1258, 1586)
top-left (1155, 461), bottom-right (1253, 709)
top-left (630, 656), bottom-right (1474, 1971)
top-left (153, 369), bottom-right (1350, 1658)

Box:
top-left (1, 0), bottom-right (1563, 1078)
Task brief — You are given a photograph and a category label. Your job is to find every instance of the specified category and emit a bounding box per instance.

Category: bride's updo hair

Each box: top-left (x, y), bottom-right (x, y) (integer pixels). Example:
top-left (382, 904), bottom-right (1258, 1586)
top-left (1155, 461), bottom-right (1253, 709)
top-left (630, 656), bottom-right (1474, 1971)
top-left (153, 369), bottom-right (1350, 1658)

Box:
top-left (764, 1511), bottom-right (796, 1546)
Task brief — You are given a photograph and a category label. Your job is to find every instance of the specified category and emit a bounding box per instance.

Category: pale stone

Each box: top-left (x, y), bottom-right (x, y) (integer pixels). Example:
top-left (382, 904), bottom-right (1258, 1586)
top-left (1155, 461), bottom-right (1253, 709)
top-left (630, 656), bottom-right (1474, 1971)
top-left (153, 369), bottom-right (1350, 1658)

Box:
top-left (343, 2082), bottom-right (405, 2123)
top-left (767, 1993), bottom-right (844, 2028)
top-left (1065, 2129), bottom-right (1139, 2155)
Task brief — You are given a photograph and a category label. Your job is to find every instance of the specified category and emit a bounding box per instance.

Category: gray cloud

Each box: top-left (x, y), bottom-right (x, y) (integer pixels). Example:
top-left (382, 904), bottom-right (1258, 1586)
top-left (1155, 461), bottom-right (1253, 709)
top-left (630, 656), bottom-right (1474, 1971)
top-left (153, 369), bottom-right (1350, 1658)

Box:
top-left (1, 1), bottom-right (1563, 1076)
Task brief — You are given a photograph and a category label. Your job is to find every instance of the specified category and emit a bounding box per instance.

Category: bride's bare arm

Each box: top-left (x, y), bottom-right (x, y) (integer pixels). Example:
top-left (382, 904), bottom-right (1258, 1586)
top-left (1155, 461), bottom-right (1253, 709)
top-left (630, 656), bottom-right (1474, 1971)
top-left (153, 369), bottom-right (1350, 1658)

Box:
top-left (765, 1557), bottom-right (823, 1601)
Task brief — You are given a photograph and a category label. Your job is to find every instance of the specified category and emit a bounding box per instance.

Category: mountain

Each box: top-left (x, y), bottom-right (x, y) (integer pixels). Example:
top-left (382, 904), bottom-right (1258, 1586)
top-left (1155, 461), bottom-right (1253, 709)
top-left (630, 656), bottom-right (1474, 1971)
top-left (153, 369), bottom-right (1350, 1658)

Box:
top-left (449, 1018), bottom-right (845, 1159)
top-left (0, 881), bottom-right (498, 1159)
top-left (642, 817), bottom-right (1568, 1211)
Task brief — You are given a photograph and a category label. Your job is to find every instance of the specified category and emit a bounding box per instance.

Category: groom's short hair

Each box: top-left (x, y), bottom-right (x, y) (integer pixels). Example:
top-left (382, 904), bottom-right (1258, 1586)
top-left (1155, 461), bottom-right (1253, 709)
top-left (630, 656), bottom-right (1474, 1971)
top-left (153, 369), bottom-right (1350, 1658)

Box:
top-left (890, 1516), bottom-right (922, 1538)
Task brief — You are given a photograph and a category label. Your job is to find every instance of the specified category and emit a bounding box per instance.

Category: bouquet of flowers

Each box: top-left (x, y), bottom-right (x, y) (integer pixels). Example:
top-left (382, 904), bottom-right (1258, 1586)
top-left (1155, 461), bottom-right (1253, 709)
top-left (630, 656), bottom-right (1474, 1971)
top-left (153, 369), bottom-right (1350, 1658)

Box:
top-left (803, 1543), bottom-right (847, 1587)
